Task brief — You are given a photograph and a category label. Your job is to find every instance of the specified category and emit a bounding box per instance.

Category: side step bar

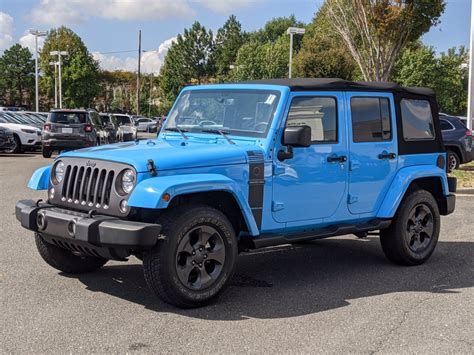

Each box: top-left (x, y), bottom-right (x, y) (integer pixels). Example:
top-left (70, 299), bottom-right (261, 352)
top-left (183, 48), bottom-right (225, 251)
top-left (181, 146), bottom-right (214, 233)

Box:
top-left (244, 219), bottom-right (392, 249)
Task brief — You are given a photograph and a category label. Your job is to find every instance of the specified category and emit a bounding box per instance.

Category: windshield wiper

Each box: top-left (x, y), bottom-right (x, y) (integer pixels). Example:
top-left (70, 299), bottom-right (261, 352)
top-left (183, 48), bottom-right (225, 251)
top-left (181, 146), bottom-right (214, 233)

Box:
top-left (165, 127), bottom-right (188, 140)
top-left (201, 129), bottom-right (235, 145)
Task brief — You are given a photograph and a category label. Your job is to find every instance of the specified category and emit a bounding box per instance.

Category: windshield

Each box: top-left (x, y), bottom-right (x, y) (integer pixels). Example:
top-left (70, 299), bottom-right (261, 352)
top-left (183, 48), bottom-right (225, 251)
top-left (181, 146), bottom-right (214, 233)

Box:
top-left (115, 115), bottom-right (132, 125)
top-left (164, 90), bottom-right (281, 137)
top-left (99, 115), bottom-right (110, 125)
top-left (49, 112), bottom-right (87, 124)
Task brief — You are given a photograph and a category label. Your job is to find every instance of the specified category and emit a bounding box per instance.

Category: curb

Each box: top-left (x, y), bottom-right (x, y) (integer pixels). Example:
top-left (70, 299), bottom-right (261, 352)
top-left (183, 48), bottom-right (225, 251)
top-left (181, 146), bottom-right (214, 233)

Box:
top-left (456, 188), bottom-right (474, 195)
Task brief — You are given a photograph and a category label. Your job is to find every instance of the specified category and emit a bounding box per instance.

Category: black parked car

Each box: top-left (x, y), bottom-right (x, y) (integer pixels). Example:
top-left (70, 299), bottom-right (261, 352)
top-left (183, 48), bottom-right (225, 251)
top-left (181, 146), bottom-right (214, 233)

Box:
top-left (42, 109), bottom-right (107, 158)
top-left (439, 113), bottom-right (473, 171)
top-left (0, 126), bottom-right (15, 152)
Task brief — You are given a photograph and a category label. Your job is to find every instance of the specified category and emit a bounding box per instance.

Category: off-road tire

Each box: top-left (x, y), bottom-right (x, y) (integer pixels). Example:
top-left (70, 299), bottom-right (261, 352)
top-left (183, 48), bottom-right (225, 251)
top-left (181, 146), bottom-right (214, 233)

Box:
top-left (35, 234), bottom-right (108, 274)
top-left (143, 205), bottom-right (237, 308)
top-left (447, 150), bottom-right (460, 172)
top-left (380, 189), bottom-right (440, 266)
top-left (42, 147), bottom-right (52, 158)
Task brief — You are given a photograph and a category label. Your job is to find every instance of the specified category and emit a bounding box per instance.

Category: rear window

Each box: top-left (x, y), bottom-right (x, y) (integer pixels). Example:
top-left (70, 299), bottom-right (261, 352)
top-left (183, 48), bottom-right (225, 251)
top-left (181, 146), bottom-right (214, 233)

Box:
top-left (115, 115), bottom-right (132, 125)
top-left (400, 99), bottom-right (434, 140)
top-left (440, 119), bottom-right (454, 131)
top-left (49, 112), bottom-right (87, 124)
top-left (99, 115), bottom-right (110, 125)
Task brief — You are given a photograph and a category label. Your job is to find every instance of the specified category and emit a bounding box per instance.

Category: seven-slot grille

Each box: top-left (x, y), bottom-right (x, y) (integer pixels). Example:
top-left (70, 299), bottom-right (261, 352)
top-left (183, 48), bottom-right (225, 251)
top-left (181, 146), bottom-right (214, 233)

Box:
top-left (61, 165), bottom-right (115, 208)
top-left (50, 158), bottom-right (132, 216)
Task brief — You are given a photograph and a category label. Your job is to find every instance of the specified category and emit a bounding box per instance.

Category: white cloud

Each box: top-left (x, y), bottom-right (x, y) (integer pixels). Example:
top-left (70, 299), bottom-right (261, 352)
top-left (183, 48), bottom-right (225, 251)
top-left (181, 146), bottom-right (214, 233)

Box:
top-left (198, 0), bottom-right (261, 13)
top-left (28, 0), bottom-right (265, 25)
top-left (0, 12), bottom-right (14, 50)
top-left (92, 37), bottom-right (176, 74)
top-left (29, 0), bottom-right (195, 25)
top-left (19, 32), bottom-right (46, 55)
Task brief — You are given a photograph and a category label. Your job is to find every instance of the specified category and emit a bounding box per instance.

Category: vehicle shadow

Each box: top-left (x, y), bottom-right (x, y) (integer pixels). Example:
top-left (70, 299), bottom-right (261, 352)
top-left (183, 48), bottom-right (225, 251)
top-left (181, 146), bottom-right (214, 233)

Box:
top-left (69, 237), bottom-right (473, 320)
top-left (0, 151), bottom-right (41, 157)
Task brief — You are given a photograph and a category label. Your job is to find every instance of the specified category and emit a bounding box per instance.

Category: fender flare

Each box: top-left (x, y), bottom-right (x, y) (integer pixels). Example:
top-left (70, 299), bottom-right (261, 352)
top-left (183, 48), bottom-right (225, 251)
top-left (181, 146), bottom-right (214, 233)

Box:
top-left (27, 165), bottom-right (51, 190)
top-left (377, 166), bottom-right (449, 219)
top-left (128, 173), bottom-right (259, 236)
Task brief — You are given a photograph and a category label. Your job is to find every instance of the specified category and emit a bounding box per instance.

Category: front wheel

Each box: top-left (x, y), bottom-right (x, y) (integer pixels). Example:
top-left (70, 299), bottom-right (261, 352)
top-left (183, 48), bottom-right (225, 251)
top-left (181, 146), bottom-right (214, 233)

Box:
top-left (35, 234), bottom-right (108, 274)
top-left (380, 189), bottom-right (440, 266)
top-left (143, 205), bottom-right (237, 308)
top-left (7, 135), bottom-right (22, 153)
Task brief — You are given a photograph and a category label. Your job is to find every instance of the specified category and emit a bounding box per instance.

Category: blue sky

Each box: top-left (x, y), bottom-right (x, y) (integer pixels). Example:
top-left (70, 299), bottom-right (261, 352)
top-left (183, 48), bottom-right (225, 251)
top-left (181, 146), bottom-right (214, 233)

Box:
top-left (0, 0), bottom-right (471, 73)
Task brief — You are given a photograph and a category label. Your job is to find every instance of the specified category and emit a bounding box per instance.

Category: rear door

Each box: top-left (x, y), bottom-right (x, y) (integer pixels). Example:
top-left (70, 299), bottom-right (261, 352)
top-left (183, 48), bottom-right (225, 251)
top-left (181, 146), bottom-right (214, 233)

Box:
top-left (346, 93), bottom-right (398, 214)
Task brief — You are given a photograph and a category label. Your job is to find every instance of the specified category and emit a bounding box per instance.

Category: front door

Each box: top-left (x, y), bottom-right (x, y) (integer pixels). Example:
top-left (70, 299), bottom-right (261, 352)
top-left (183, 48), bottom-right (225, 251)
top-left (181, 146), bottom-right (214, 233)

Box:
top-left (346, 93), bottom-right (398, 214)
top-left (272, 92), bottom-right (348, 223)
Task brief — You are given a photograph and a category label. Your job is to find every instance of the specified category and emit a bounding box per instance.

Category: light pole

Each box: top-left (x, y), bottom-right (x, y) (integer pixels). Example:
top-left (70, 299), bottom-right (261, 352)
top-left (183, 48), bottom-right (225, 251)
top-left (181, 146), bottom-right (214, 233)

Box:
top-left (29, 29), bottom-right (47, 112)
top-left (286, 27), bottom-right (305, 78)
top-left (49, 61), bottom-right (58, 108)
top-left (467, 1), bottom-right (473, 130)
top-left (50, 51), bottom-right (68, 108)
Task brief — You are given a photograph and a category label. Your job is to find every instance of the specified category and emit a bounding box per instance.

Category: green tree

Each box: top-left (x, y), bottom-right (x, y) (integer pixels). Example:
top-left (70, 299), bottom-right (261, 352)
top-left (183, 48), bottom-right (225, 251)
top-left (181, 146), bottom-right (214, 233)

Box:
top-left (213, 15), bottom-right (246, 81)
top-left (326, 0), bottom-right (445, 81)
top-left (293, 5), bottom-right (357, 79)
top-left (158, 21), bottom-right (215, 112)
top-left (251, 15), bottom-right (305, 50)
top-left (0, 44), bottom-right (35, 107)
top-left (232, 35), bottom-right (289, 81)
top-left (40, 26), bottom-right (100, 109)
top-left (392, 44), bottom-right (468, 115)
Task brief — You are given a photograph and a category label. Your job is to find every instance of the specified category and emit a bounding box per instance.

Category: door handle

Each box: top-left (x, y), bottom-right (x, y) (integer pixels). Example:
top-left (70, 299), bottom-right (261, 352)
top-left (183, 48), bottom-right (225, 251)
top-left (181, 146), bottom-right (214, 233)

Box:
top-left (378, 152), bottom-right (396, 160)
top-left (327, 155), bottom-right (347, 163)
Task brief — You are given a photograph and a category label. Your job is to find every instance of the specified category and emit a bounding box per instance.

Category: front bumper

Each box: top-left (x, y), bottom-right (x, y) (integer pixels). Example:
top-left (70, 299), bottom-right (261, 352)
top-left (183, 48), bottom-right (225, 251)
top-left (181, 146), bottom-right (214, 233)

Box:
top-left (16, 199), bottom-right (161, 260)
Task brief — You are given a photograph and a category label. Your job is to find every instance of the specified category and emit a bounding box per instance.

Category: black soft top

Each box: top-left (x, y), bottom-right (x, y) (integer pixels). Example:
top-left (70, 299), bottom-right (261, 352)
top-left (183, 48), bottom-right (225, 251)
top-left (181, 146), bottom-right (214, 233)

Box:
top-left (242, 78), bottom-right (435, 97)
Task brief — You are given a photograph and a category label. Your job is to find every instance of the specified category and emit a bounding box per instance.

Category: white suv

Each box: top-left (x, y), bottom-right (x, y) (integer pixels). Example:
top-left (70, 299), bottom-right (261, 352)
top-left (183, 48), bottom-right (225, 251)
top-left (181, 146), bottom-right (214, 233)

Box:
top-left (0, 115), bottom-right (41, 153)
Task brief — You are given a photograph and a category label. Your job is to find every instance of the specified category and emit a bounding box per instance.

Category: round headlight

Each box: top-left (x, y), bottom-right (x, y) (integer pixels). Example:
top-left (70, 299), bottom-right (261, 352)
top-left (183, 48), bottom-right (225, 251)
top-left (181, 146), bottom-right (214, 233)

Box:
top-left (121, 169), bottom-right (136, 194)
top-left (54, 161), bottom-right (65, 183)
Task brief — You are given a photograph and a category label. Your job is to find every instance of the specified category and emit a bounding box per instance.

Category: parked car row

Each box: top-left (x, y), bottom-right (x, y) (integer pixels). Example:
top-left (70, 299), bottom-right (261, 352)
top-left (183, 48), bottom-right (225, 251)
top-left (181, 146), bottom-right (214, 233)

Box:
top-left (0, 112), bottom-right (43, 153)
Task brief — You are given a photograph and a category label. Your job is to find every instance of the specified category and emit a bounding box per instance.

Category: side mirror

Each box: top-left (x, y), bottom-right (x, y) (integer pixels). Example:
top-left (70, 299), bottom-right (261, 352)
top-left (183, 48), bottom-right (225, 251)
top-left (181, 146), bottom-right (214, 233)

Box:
top-left (282, 125), bottom-right (311, 147)
top-left (278, 125), bottom-right (311, 161)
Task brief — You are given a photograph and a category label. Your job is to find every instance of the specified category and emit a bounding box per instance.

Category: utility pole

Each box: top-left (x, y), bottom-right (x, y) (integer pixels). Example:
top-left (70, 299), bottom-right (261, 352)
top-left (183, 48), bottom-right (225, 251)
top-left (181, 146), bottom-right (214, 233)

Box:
top-left (137, 30), bottom-right (142, 116)
top-left (50, 51), bottom-right (68, 108)
top-left (467, 1), bottom-right (474, 130)
top-left (49, 61), bottom-right (58, 108)
top-left (286, 27), bottom-right (305, 78)
top-left (29, 29), bottom-right (47, 112)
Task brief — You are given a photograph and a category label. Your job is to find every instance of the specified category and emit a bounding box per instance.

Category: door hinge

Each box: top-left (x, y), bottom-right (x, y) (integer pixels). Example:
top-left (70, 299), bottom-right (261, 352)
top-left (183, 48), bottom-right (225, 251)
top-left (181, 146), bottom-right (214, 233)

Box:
top-left (347, 194), bottom-right (358, 204)
top-left (272, 201), bottom-right (285, 212)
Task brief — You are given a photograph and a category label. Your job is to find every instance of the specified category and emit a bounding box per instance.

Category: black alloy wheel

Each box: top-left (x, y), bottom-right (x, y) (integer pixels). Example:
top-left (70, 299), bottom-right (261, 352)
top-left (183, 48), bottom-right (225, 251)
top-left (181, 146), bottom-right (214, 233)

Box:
top-left (176, 225), bottom-right (226, 290)
top-left (405, 204), bottom-right (434, 253)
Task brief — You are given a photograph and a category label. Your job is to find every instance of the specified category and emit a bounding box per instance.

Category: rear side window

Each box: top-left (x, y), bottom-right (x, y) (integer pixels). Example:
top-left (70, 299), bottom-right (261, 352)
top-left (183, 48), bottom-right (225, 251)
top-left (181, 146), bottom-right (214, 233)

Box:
top-left (286, 96), bottom-right (338, 143)
top-left (440, 119), bottom-right (454, 131)
top-left (49, 112), bottom-right (87, 124)
top-left (351, 97), bottom-right (392, 142)
top-left (400, 99), bottom-right (434, 140)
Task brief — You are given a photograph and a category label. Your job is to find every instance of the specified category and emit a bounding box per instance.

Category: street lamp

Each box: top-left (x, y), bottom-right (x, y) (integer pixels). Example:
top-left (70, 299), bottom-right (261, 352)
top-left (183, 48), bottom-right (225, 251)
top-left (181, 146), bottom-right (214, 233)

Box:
top-left (286, 27), bottom-right (305, 78)
top-left (50, 51), bottom-right (68, 108)
top-left (29, 29), bottom-right (47, 112)
top-left (49, 61), bottom-right (59, 108)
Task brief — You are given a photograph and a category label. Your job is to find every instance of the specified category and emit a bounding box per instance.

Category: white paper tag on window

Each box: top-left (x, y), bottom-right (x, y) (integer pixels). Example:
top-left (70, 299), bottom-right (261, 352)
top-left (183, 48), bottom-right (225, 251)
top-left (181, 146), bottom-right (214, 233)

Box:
top-left (265, 94), bottom-right (276, 105)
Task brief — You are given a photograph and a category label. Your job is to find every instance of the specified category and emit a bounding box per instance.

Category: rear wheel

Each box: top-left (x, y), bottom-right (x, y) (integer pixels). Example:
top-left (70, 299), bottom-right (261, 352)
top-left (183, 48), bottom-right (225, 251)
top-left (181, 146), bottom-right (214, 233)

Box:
top-left (380, 189), bottom-right (440, 266)
top-left (447, 150), bottom-right (460, 172)
top-left (42, 147), bottom-right (52, 158)
top-left (143, 205), bottom-right (237, 308)
top-left (35, 234), bottom-right (108, 274)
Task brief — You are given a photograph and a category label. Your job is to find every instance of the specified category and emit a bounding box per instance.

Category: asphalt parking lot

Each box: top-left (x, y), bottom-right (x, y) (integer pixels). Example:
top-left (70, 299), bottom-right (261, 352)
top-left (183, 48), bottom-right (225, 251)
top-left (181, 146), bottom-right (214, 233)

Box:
top-left (1, 152), bottom-right (473, 353)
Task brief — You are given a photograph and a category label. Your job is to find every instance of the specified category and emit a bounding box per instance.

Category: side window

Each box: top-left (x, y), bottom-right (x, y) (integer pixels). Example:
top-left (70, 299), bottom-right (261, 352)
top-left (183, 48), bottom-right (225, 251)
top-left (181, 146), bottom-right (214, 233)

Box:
top-left (440, 119), bottom-right (453, 131)
top-left (351, 97), bottom-right (392, 142)
top-left (286, 96), bottom-right (337, 143)
top-left (400, 99), bottom-right (434, 140)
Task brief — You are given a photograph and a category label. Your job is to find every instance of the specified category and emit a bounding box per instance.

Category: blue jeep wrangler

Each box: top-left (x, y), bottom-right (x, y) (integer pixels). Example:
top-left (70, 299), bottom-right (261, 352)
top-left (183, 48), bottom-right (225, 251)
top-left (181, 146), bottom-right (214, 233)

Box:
top-left (16, 79), bottom-right (456, 308)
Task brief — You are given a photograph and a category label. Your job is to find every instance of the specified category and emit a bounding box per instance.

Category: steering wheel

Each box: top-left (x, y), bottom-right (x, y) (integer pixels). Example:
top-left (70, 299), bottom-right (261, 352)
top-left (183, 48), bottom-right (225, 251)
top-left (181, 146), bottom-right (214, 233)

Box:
top-left (199, 120), bottom-right (217, 127)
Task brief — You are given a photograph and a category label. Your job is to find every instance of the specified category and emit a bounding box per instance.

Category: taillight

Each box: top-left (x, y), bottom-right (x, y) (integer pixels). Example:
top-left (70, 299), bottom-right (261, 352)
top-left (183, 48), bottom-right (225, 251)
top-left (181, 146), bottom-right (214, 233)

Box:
top-left (43, 123), bottom-right (51, 132)
top-left (466, 129), bottom-right (472, 137)
top-left (84, 124), bottom-right (93, 132)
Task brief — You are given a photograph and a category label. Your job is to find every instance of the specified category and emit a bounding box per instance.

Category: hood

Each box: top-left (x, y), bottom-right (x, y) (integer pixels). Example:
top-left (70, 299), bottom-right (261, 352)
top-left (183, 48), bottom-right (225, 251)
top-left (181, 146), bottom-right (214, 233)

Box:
top-left (0, 123), bottom-right (41, 132)
top-left (59, 138), bottom-right (255, 172)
